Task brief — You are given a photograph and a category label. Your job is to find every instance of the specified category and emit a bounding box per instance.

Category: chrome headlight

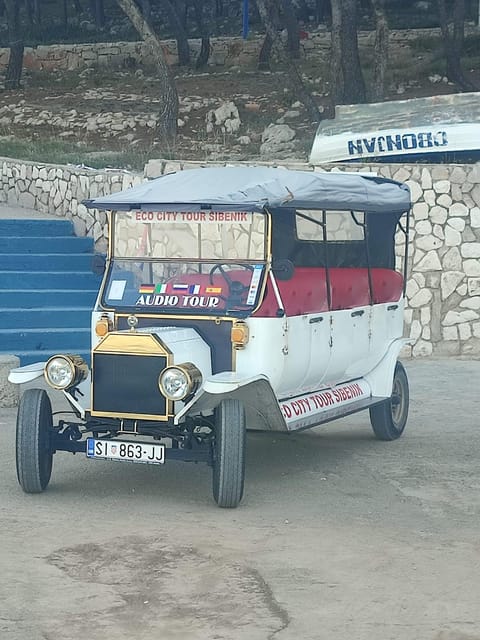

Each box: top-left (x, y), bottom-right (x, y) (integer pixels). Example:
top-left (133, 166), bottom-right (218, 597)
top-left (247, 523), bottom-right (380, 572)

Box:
top-left (44, 355), bottom-right (88, 390)
top-left (158, 363), bottom-right (202, 401)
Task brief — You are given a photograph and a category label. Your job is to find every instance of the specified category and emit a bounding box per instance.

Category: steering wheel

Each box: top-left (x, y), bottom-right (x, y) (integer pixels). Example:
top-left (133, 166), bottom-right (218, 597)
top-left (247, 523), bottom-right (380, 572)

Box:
top-left (208, 264), bottom-right (254, 304)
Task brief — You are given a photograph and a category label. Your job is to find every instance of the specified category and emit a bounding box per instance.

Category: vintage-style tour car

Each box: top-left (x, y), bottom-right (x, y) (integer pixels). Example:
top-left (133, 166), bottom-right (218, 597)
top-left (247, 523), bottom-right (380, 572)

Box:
top-left (10, 166), bottom-right (411, 507)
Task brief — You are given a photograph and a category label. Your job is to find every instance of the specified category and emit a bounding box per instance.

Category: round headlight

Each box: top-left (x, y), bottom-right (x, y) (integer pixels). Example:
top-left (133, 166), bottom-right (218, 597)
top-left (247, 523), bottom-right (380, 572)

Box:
top-left (158, 363), bottom-right (202, 401)
top-left (45, 356), bottom-right (75, 389)
top-left (44, 355), bottom-right (88, 390)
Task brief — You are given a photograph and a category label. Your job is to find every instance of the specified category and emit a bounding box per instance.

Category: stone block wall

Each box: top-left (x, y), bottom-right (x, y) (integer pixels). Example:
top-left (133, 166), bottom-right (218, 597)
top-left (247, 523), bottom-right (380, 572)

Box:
top-left (1, 156), bottom-right (479, 357)
top-left (0, 28), bottom-right (451, 72)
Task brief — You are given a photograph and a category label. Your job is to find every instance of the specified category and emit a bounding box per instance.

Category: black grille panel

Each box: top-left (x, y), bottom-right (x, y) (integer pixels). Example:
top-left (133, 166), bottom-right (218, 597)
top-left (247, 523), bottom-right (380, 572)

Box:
top-left (92, 353), bottom-right (168, 417)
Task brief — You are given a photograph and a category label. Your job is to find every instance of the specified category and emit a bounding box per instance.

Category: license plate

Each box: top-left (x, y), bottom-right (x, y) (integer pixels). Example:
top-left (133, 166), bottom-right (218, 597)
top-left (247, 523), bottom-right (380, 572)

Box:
top-left (86, 438), bottom-right (165, 465)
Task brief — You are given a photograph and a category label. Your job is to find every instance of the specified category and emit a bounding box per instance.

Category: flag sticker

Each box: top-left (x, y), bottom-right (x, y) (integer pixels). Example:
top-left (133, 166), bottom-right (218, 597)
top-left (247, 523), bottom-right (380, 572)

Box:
top-left (172, 283), bottom-right (189, 291)
top-left (206, 286), bottom-right (222, 294)
top-left (189, 284), bottom-right (200, 294)
top-left (155, 283), bottom-right (167, 294)
top-left (139, 284), bottom-right (155, 294)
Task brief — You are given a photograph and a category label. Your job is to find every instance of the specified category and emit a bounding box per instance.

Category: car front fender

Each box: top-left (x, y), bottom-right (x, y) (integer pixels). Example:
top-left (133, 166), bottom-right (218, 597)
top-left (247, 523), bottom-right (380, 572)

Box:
top-left (174, 372), bottom-right (287, 431)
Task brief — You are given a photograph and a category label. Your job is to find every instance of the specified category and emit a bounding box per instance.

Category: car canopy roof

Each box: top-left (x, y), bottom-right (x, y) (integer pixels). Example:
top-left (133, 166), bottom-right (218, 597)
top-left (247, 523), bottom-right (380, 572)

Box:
top-left (84, 166), bottom-right (411, 214)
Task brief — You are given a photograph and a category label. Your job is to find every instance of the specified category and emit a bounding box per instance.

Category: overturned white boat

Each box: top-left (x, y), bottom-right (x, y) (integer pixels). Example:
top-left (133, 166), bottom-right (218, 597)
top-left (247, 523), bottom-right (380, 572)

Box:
top-left (309, 92), bottom-right (480, 164)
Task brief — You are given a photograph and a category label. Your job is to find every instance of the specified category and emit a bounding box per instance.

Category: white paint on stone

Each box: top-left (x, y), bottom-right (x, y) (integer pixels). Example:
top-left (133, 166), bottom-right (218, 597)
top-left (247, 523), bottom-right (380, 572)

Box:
top-left (437, 193), bottom-right (452, 208)
top-left (412, 340), bottom-right (433, 357)
top-left (420, 168), bottom-right (432, 189)
top-left (415, 220), bottom-right (432, 235)
top-left (461, 243), bottom-right (480, 258)
top-left (444, 226), bottom-right (462, 247)
top-left (449, 202), bottom-right (469, 217)
top-left (415, 250), bottom-right (442, 271)
top-left (471, 207), bottom-right (480, 228)
top-left (458, 323), bottom-right (472, 341)
top-left (443, 310), bottom-right (479, 326)
top-left (429, 205), bottom-right (447, 224)
top-left (463, 259), bottom-right (480, 276)
top-left (409, 288), bottom-right (432, 308)
top-left (433, 180), bottom-right (450, 194)
top-left (442, 326), bottom-right (458, 340)
top-left (412, 201), bottom-right (429, 220)
top-left (447, 217), bottom-right (465, 232)
top-left (441, 271), bottom-right (465, 299)
top-left (460, 296), bottom-right (480, 310)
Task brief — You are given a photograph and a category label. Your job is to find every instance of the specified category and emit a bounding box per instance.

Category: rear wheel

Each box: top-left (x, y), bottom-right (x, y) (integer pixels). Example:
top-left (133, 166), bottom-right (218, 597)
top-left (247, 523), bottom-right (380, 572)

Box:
top-left (16, 388), bottom-right (54, 493)
top-left (369, 361), bottom-right (409, 441)
top-left (212, 399), bottom-right (246, 508)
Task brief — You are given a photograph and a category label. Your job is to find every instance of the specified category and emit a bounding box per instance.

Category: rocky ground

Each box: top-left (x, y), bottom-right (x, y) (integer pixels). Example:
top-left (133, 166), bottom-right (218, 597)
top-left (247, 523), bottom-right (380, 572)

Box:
top-left (0, 35), bottom-right (478, 171)
top-left (0, 64), bottom-right (326, 168)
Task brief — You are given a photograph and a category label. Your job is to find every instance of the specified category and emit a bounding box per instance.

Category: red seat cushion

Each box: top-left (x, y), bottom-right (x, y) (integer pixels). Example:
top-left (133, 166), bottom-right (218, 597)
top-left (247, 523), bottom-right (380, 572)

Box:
top-left (254, 268), bottom-right (403, 317)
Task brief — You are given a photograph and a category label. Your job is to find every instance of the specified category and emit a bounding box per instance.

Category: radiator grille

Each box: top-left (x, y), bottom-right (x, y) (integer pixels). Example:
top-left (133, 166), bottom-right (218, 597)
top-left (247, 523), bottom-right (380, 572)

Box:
top-left (92, 352), bottom-right (168, 418)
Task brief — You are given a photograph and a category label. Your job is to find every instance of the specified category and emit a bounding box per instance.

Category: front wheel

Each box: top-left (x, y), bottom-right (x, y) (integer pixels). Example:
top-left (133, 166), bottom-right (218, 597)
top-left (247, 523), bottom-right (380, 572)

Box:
top-left (369, 361), bottom-right (409, 441)
top-left (212, 399), bottom-right (246, 508)
top-left (16, 388), bottom-right (54, 493)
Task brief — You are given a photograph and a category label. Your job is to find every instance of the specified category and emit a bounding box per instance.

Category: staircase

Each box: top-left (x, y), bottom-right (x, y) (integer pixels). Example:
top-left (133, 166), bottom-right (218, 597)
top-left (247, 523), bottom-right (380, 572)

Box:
top-left (0, 217), bottom-right (102, 366)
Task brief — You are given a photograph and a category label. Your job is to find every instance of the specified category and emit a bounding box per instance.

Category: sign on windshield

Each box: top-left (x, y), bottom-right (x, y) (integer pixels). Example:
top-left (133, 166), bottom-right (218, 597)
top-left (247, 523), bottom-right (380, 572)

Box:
top-left (113, 210), bottom-right (267, 261)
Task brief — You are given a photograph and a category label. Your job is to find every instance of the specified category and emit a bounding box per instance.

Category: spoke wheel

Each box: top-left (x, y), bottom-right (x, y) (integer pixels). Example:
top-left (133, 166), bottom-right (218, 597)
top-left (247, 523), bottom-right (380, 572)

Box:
top-left (16, 389), bottom-right (54, 493)
top-left (369, 361), bottom-right (409, 441)
top-left (212, 399), bottom-right (246, 508)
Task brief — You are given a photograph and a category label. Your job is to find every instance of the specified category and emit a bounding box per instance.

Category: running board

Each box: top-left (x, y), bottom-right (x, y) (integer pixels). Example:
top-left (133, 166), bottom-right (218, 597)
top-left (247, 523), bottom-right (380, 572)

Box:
top-left (279, 379), bottom-right (387, 432)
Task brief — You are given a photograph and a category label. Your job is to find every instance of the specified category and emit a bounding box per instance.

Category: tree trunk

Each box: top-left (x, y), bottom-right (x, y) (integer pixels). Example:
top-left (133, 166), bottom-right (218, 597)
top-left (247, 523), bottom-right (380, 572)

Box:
top-left (116, 0), bottom-right (179, 146)
top-left (258, 32), bottom-right (273, 70)
top-left (90, 0), bottom-right (105, 28)
top-left (191, 0), bottom-right (211, 68)
top-left (339, 0), bottom-right (366, 103)
top-left (161, 0), bottom-right (191, 66)
top-left (4, 0), bottom-right (23, 90)
top-left (255, 0), bottom-right (321, 122)
top-left (34, 0), bottom-right (42, 23)
top-left (280, 0), bottom-right (300, 59)
top-left (330, 0), bottom-right (343, 103)
top-left (371, 0), bottom-right (389, 101)
top-left (25, 0), bottom-right (34, 25)
top-left (438, 0), bottom-right (476, 90)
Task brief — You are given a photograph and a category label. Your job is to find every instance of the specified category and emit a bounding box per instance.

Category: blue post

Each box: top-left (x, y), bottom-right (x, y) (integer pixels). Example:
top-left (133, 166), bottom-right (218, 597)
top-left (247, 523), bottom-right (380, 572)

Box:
top-left (242, 0), bottom-right (249, 38)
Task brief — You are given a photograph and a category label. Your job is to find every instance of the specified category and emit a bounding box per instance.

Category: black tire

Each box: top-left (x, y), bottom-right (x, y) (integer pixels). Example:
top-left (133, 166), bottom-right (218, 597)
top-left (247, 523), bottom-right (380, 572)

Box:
top-left (16, 388), bottom-right (54, 493)
top-left (369, 361), bottom-right (409, 441)
top-left (212, 399), bottom-right (246, 508)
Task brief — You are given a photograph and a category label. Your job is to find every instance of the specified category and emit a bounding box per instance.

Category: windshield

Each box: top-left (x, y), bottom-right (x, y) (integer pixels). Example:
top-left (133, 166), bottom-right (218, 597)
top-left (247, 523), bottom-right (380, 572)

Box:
top-left (102, 210), bottom-right (268, 316)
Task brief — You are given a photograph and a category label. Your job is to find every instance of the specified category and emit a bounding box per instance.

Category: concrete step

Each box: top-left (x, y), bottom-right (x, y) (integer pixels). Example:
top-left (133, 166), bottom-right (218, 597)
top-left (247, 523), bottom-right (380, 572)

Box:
top-left (0, 271), bottom-right (102, 289)
top-left (0, 307), bottom-right (92, 329)
top-left (0, 236), bottom-right (94, 254)
top-left (0, 327), bottom-right (91, 351)
top-left (0, 290), bottom-right (98, 308)
top-left (0, 218), bottom-right (75, 236)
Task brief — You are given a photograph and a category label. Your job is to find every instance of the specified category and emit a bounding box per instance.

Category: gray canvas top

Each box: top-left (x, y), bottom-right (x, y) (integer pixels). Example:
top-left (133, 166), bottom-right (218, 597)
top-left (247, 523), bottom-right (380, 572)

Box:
top-left (84, 166), bottom-right (411, 214)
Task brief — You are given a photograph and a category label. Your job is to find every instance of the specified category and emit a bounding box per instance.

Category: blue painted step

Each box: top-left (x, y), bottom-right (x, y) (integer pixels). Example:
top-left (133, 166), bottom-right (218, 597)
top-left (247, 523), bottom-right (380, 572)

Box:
top-left (0, 271), bottom-right (102, 289)
top-left (0, 216), bottom-right (100, 366)
top-left (0, 218), bottom-right (76, 236)
top-left (1, 253), bottom-right (97, 271)
top-left (0, 290), bottom-right (98, 308)
top-left (0, 236), bottom-right (94, 253)
top-left (0, 307), bottom-right (92, 329)
top-left (0, 327), bottom-right (91, 351)
top-left (10, 349), bottom-right (91, 367)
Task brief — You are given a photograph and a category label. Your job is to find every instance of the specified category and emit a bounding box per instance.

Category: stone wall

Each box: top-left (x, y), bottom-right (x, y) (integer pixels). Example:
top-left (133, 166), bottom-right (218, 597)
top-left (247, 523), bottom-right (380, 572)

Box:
top-left (1, 156), bottom-right (479, 357)
top-left (0, 28), bottom-right (450, 72)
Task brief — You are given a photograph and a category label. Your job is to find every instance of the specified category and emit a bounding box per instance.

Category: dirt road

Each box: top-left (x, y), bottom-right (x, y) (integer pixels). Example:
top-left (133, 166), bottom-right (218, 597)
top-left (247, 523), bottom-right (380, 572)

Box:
top-left (1, 358), bottom-right (479, 640)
